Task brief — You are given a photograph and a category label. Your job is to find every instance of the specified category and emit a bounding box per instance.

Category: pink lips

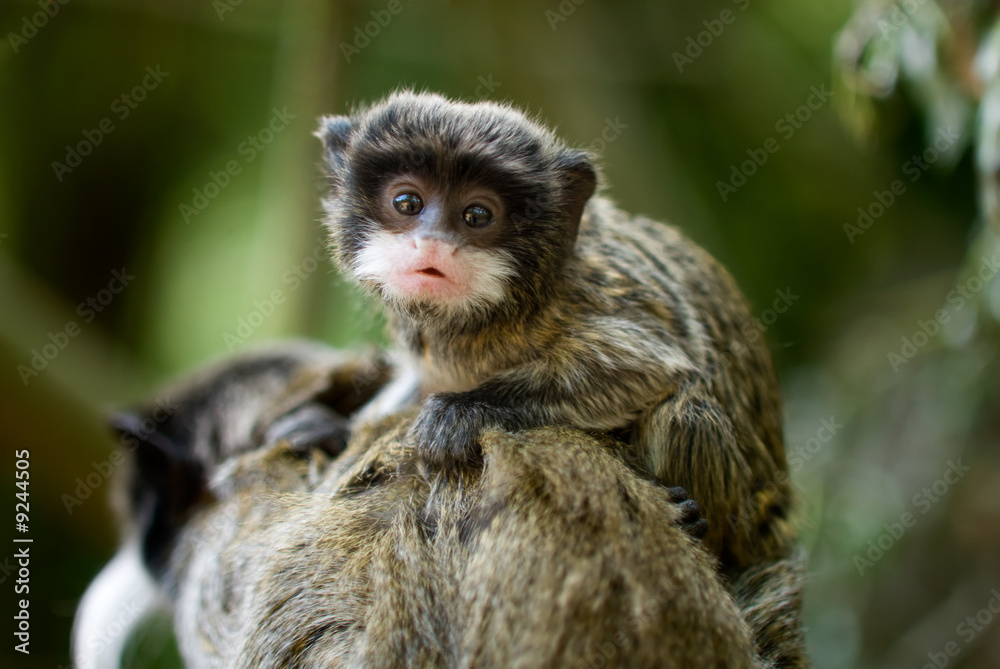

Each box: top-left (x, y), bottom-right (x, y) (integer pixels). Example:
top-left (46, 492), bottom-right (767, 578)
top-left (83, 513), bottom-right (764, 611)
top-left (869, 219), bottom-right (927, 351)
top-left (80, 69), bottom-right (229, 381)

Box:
top-left (383, 238), bottom-right (470, 301)
top-left (391, 263), bottom-right (465, 301)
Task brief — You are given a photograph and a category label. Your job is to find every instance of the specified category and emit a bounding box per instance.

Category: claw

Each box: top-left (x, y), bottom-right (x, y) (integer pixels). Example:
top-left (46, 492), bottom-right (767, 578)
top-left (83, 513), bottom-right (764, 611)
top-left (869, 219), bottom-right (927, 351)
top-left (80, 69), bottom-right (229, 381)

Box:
top-left (665, 486), bottom-right (689, 503)
top-left (677, 499), bottom-right (701, 524)
top-left (666, 493), bottom-right (709, 540)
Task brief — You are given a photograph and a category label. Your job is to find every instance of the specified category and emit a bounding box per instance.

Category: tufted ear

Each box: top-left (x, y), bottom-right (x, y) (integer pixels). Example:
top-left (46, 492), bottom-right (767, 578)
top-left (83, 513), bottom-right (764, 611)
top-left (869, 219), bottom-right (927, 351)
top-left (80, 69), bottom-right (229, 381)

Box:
top-left (558, 150), bottom-right (598, 238)
top-left (108, 410), bottom-right (206, 576)
top-left (315, 115), bottom-right (353, 174)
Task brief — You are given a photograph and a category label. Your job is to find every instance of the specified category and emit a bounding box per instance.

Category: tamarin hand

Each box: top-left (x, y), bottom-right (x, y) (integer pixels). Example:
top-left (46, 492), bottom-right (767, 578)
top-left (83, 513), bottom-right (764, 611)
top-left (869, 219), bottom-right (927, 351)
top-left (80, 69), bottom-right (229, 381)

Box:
top-left (409, 393), bottom-right (507, 465)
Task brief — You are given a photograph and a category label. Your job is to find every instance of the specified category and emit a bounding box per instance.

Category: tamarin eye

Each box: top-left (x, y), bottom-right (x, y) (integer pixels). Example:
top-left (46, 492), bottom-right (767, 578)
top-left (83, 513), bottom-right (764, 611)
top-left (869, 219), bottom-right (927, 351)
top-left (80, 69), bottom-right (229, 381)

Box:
top-left (393, 193), bottom-right (424, 215)
top-left (462, 204), bottom-right (494, 229)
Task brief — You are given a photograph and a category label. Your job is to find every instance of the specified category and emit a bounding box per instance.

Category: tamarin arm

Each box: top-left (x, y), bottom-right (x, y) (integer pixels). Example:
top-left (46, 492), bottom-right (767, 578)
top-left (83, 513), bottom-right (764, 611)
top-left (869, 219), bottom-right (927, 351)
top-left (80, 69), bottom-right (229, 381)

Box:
top-left (410, 337), bottom-right (698, 465)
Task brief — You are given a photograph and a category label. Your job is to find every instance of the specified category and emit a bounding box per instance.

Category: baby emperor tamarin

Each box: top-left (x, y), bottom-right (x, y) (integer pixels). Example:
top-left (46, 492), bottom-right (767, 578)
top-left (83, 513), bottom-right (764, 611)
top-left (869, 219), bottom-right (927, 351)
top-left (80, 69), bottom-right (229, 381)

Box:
top-left (317, 91), bottom-right (796, 575)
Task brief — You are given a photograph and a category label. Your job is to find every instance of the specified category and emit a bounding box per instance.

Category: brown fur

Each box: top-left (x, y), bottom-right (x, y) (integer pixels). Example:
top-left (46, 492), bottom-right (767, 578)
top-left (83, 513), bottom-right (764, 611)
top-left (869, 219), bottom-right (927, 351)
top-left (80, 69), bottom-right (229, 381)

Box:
top-left (170, 413), bottom-right (759, 668)
top-left (74, 344), bottom-right (803, 668)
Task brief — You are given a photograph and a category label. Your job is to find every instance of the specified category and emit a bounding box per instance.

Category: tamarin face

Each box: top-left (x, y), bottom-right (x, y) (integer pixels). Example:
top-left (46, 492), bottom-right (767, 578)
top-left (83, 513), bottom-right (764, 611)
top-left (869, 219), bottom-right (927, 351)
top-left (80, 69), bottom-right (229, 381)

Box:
top-left (353, 174), bottom-right (516, 310)
top-left (317, 91), bottom-right (597, 326)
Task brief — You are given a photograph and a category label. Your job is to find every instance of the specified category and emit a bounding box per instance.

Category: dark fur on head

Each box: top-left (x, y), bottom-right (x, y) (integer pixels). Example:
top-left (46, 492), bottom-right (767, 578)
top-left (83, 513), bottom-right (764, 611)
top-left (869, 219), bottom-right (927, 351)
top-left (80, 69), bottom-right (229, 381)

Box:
top-left (107, 342), bottom-right (390, 576)
top-left (318, 91), bottom-right (596, 329)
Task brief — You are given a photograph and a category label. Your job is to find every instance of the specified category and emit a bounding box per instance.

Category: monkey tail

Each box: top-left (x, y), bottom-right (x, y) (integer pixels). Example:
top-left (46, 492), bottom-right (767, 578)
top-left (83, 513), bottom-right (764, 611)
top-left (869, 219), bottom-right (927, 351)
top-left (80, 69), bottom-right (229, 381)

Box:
top-left (72, 540), bottom-right (162, 669)
top-left (730, 546), bottom-right (810, 669)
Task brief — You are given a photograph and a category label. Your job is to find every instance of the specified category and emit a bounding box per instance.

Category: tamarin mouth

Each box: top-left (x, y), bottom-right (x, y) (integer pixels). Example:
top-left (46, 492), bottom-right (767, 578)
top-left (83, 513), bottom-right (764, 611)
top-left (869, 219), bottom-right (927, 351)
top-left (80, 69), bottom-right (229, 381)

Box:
top-left (418, 267), bottom-right (446, 277)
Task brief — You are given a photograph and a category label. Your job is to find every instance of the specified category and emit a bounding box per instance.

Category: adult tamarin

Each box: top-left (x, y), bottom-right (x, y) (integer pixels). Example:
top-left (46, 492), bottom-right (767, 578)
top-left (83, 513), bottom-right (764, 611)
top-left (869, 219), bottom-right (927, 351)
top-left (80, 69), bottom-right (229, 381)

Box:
top-left (71, 344), bottom-right (756, 669)
top-left (318, 90), bottom-right (795, 570)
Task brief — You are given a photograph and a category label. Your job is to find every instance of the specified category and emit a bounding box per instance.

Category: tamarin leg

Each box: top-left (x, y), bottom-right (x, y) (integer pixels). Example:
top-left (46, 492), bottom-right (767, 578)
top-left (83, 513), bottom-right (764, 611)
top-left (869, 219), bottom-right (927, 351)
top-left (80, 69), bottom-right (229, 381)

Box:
top-left (637, 384), bottom-right (750, 559)
top-left (730, 548), bottom-right (809, 669)
top-left (635, 385), bottom-right (806, 668)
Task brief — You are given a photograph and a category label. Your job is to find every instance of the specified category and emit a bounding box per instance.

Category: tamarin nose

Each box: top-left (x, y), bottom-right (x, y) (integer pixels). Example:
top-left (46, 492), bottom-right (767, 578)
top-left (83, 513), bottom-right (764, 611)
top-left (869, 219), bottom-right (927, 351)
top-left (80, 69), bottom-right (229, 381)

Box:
top-left (413, 236), bottom-right (458, 256)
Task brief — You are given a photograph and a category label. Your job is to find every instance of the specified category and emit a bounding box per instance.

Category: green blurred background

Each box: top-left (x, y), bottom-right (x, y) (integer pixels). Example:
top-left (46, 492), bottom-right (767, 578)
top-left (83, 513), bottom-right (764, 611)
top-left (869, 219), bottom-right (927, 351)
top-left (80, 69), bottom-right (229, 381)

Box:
top-left (1, 0), bottom-right (999, 667)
